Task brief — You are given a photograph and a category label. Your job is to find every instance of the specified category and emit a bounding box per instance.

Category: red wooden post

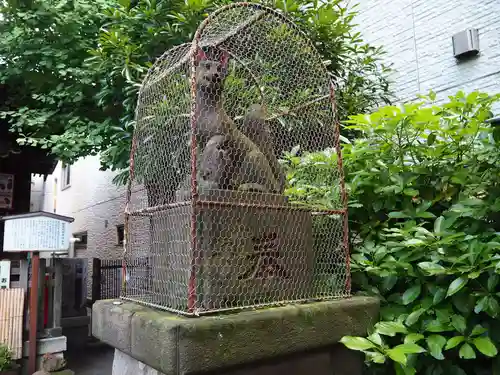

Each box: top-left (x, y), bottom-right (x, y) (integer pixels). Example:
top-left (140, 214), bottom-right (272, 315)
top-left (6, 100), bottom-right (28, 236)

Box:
top-left (28, 252), bottom-right (40, 375)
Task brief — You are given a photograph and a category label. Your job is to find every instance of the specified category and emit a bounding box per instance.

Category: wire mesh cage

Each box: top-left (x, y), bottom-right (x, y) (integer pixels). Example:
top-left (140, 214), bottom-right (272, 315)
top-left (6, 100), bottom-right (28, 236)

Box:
top-left (123, 2), bottom-right (350, 315)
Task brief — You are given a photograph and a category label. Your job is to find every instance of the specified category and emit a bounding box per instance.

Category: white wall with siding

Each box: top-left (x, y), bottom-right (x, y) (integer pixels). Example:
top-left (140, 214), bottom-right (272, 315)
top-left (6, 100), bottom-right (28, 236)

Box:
top-left (354, 0), bottom-right (500, 110)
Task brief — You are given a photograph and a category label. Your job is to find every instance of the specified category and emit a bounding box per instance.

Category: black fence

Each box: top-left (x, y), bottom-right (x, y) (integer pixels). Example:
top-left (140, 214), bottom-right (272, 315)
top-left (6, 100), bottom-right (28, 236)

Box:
top-left (91, 258), bottom-right (123, 303)
top-left (90, 257), bottom-right (151, 305)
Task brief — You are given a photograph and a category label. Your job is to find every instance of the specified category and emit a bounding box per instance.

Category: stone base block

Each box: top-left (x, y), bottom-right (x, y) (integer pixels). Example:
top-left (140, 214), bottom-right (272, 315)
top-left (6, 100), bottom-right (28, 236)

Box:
top-left (93, 297), bottom-right (379, 375)
top-left (20, 353), bottom-right (63, 375)
top-left (112, 345), bottom-right (362, 375)
top-left (21, 337), bottom-right (67, 375)
top-left (23, 336), bottom-right (67, 357)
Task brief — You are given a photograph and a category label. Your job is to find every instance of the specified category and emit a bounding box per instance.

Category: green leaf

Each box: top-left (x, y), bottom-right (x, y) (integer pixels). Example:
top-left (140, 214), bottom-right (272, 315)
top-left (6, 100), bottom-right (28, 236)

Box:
top-left (339, 135), bottom-right (351, 144)
top-left (426, 334), bottom-right (446, 360)
top-left (451, 315), bottom-right (466, 333)
top-left (459, 343), bottom-right (476, 359)
top-left (418, 262), bottom-right (446, 275)
top-left (416, 211), bottom-right (436, 219)
top-left (471, 325), bottom-right (488, 336)
top-left (427, 132), bottom-right (436, 146)
top-left (446, 277), bottom-right (468, 297)
top-left (488, 296), bottom-right (500, 317)
top-left (453, 293), bottom-right (475, 314)
top-left (403, 188), bottom-right (419, 196)
top-left (468, 271), bottom-right (481, 279)
top-left (434, 216), bottom-right (445, 234)
top-left (425, 319), bottom-right (452, 332)
top-left (472, 337), bottom-right (498, 357)
top-left (389, 211), bottom-right (410, 219)
top-left (415, 227), bottom-right (434, 237)
top-left (367, 332), bottom-right (383, 346)
top-left (394, 363), bottom-right (416, 375)
top-left (393, 343), bottom-right (426, 354)
top-left (375, 321), bottom-right (408, 336)
top-left (402, 285), bottom-right (421, 305)
top-left (435, 308), bottom-right (451, 323)
top-left (405, 308), bottom-right (426, 326)
top-left (433, 289), bottom-right (446, 305)
top-left (386, 347), bottom-right (408, 365)
top-left (403, 239), bottom-right (426, 247)
top-left (339, 336), bottom-right (376, 351)
top-left (445, 336), bottom-right (465, 350)
top-left (475, 296), bottom-right (488, 313)
top-left (404, 333), bottom-right (425, 344)
top-left (381, 275), bottom-right (398, 292)
top-left (367, 351), bottom-right (386, 364)
top-left (488, 274), bottom-right (499, 292)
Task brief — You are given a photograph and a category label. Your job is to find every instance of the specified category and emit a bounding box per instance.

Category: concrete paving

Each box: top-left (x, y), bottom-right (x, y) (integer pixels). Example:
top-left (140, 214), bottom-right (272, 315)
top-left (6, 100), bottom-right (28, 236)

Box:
top-left (65, 342), bottom-right (114, 375)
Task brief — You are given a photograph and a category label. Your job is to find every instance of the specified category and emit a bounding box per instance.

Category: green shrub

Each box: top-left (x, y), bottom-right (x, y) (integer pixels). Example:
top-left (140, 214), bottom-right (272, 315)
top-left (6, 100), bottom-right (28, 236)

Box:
top-left (0, 344), bottom-right (13, 371)
top-left (285, 91), bottom-right (500, 374)
top-left (340, 91), bottom-right (500, 375)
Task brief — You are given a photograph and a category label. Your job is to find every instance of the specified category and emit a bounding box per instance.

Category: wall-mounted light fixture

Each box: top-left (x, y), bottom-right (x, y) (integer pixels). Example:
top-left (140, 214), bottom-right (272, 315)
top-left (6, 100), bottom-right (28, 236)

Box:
top-left (452, 28), bottom-right (480, 59)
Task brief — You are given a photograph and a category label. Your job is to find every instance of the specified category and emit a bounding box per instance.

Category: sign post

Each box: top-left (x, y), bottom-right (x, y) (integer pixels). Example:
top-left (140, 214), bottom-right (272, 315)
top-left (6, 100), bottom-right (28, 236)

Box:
top-left (28, 252), bottom-right (39, 375)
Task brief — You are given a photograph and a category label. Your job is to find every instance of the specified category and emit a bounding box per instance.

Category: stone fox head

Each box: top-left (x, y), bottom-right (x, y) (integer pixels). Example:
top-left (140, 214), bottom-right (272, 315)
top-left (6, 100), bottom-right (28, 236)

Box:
top-left (195, 46), bottom-right (230, 93)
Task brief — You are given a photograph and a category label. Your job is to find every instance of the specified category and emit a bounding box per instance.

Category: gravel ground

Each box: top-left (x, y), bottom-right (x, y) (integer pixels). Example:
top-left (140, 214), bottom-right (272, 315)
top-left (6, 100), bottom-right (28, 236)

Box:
top-left (65, 342), bottom-right (114, 375)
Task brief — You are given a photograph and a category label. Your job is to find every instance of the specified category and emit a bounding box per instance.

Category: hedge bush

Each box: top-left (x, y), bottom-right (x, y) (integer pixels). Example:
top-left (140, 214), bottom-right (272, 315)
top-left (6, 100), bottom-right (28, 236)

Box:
top-left (285, 91), bottom-right (500, 374)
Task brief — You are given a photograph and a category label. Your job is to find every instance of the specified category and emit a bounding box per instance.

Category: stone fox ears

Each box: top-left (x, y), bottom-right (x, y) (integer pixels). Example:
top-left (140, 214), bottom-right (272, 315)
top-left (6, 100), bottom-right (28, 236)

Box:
top-left (195, 46), bottom-right (230, 69)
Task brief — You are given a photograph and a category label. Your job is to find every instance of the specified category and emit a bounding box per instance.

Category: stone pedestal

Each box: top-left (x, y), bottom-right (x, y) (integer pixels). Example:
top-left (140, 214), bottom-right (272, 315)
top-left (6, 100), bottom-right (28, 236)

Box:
top-left (21, 336), bottom-right (67, 375)
top-left (92, 297), bottom-right (379, 375)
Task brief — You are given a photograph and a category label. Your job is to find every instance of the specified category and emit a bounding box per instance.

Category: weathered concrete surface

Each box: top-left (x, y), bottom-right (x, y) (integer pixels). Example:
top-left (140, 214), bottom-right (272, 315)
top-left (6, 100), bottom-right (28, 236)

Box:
top-left (111, 345), bottom-right (362, 375)
top-left (23, 337), bottom-right (67, 357)
top-left (93, 297), bottom-right (379, 375)
top-left (112, 349), bottom-right (161, 375)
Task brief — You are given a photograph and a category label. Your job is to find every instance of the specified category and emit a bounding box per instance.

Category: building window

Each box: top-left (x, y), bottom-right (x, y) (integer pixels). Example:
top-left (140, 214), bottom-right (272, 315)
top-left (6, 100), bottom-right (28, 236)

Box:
top-left (73, 231), bottom-right (88, 250)
top-left (61, 163), bottom-right (71, 190)
top-left (116, 224), bottom-right (124, 245)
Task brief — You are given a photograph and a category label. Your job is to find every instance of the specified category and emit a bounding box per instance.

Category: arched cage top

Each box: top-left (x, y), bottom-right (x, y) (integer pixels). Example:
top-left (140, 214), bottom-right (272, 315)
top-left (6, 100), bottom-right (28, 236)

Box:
top-left (123, 3), bottom-right (350, 316)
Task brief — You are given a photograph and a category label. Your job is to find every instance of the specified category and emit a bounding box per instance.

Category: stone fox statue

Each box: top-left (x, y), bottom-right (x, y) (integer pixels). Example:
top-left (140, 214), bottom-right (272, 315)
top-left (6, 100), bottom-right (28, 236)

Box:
top-left (189, 46), bottom-right (281, 194)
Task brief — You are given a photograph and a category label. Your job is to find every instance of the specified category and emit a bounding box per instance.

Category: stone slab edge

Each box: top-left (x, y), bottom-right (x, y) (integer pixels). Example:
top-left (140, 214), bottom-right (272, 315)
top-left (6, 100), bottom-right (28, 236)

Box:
top-left (92, 296), bottom-right (379, 375)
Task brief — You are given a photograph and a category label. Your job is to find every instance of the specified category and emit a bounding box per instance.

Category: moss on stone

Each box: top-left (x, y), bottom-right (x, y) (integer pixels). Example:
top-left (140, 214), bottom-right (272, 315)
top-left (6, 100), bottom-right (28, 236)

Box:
top-left (93, 297), bottom-right (379, 375)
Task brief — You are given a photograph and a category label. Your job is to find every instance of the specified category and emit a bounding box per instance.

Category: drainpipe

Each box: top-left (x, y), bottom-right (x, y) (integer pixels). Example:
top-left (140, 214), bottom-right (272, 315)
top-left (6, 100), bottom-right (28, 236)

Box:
top-left (69, 237), bottom-right (80, 259)
top-left (53, 177), bottom-right (58, 213)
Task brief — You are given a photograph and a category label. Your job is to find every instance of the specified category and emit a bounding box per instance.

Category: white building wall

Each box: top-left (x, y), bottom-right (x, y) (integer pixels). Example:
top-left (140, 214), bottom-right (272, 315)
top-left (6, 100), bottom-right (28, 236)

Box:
top-left (29, 176), bottom-right (44, 212)
top-left (354, 0), bottom-right (500, 110)
top-left (31, 156), bottom-right (126, 261)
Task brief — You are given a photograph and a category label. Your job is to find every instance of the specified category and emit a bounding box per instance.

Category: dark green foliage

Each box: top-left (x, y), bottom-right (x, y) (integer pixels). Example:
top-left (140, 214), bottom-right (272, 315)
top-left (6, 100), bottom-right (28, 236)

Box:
top-left (0, 0), bottom-right (112, 160)
top-left (0, 344), bottom-right (13, 371)
top-left (285, 90), bottom-right (500, 374)
top-left (0, 0), bottom-right (391, 183)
